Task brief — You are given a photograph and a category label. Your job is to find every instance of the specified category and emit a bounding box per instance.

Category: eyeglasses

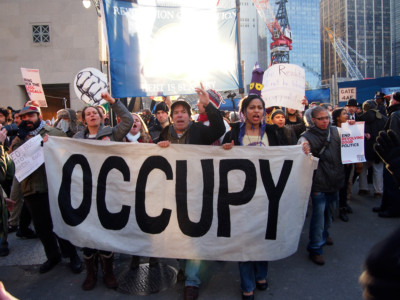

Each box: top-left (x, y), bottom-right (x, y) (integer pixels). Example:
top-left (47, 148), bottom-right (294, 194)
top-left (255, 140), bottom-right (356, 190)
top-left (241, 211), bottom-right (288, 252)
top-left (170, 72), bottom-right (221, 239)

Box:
top-left (313, 116), bottom-right (330, 121)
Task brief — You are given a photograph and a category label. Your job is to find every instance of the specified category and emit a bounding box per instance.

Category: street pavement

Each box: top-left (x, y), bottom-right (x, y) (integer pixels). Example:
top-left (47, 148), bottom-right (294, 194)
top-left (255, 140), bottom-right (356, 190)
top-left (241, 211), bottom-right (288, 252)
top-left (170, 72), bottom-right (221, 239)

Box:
top-left (1, 184), bottom-right (399, 300)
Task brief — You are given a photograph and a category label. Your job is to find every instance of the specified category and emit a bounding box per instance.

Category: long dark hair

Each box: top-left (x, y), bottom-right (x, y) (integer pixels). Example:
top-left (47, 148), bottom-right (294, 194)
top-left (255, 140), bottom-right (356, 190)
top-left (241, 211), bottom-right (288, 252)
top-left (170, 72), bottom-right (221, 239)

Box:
top-left (238, 94), bottom-right (266, 124)
top-left (331, 108), bottom-right (346, 127)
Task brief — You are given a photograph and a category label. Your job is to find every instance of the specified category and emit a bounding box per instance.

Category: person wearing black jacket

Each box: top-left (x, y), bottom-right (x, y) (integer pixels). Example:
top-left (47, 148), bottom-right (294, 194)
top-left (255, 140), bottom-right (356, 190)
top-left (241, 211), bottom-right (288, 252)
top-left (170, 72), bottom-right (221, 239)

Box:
top-left (157, 83), bottom-right (225, 300)
top-left (298, 106), bottom-right (344, 266)
top-left (221, 95), bottom-right (308, 300)
top-left (149, 101), bottom-right (170, 143)
top-left (357, 100), bottom-right (387, 200)
top-left (373, 92), bottom-right (400, 217)
top-left (360, 130), bottom-right (400, 300)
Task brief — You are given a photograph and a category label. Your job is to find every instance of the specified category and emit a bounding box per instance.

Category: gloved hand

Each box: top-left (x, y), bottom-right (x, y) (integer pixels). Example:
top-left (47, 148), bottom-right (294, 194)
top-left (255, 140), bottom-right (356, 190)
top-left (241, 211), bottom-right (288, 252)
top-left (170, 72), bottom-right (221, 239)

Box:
top-left (374, 130), bottom-right (400, 187)
top-left (17, 121), bottom-right (30, 140)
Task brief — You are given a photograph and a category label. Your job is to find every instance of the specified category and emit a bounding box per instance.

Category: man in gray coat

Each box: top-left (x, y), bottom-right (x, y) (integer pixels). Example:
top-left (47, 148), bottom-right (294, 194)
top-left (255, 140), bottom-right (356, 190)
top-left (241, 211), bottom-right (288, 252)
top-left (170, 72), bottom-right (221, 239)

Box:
top-left (299, 106), bottom-right (344, 266)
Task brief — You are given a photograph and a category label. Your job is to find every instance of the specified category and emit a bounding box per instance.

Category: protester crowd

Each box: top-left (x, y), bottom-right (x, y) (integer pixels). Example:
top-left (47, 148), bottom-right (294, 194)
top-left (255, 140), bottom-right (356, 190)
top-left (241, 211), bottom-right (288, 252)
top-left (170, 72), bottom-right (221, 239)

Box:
top-left (0, 81), bottom-right (399, 300)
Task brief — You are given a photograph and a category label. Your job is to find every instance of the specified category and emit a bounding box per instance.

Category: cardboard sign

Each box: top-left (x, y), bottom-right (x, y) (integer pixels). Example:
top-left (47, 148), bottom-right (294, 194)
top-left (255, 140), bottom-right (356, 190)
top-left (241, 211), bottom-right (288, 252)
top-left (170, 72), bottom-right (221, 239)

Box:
top-left (341, 122), bottom-right (366, 164)
top-left (339, 87), bottom-right (356, 102)
top-left (10, 135), bottom-right (44, 182)
top-left (45, 137), bottom-right (318, 262)
top-left (20, 68), bottom-right (47, 107)
top-left (261, 64), bottom-right (305, 111)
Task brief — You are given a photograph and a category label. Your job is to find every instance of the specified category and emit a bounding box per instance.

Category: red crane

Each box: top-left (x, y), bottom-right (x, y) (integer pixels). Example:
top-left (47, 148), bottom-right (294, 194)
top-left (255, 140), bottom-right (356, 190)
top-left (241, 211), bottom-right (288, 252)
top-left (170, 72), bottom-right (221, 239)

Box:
top-left (252, 0), bottom-right (292, 64)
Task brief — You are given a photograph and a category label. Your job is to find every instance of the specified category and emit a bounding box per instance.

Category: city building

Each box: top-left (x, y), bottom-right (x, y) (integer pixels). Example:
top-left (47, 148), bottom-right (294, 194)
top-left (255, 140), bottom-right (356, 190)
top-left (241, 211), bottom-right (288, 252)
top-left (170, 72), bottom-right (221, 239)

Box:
top-left (0, 0), bottom-right (100, 119)
top-left (321, 0), bottom-right (392, 86)
top-left (285, 0), bottom-right (321, 89)
top-left (241, 0), bottom-right (322, 90)
top-left (391, 0), bottom-right (400, 76)
top-left (239, 0), bottom-right (269, 92)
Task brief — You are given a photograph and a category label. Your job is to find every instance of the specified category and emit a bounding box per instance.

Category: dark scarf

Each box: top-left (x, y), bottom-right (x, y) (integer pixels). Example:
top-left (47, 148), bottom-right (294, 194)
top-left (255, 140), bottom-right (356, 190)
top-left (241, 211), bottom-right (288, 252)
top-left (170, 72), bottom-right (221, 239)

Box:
top-left (303, 125), bottom-right (330, 157)
top-left (28, 120), bottom-right (46, 136)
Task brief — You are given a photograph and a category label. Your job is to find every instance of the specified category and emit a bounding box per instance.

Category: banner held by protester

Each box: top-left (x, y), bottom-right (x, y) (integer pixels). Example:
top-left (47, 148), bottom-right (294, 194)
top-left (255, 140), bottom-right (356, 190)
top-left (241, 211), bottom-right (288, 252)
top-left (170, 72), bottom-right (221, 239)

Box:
top-left (45, 137), bottom-right (317, 262)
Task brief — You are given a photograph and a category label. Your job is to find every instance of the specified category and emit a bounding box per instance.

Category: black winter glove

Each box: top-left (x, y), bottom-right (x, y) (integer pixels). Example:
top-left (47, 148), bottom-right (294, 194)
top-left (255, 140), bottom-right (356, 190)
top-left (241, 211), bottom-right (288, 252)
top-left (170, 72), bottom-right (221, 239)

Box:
top-left (17, 121), bottom-right (30, 140)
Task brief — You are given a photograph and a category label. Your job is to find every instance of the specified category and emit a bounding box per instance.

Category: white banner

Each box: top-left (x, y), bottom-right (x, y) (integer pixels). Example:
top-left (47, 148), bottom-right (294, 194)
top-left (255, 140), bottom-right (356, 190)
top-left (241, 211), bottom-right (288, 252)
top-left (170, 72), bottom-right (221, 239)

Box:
top-left (341, 122), bottom-right (366, 164)
top-left (44, 137), bottom-right (317, 261)
top-left (261, 63), bottom-right (305, 111)
top-left (339, 87), bottom-right (356, 102)
top-left (10, 135), bottom-right (44, 182)
top-left (20, 68), bottom-right (47, 107)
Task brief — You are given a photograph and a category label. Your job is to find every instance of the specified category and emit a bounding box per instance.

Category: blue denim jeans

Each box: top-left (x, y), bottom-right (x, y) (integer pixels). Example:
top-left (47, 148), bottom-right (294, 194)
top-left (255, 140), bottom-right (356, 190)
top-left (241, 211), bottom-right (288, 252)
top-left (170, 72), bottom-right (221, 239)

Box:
top-left (238, 261), bottom-right (269, 293)
top-left (307, 191), bottom-right (338, 255)
top-left (179, 259), bottom-right (202, 287)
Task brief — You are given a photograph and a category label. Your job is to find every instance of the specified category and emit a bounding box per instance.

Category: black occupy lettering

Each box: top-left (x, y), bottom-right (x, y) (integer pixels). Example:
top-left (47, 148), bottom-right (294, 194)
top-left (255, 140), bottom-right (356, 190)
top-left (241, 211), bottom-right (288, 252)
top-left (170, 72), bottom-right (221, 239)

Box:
top-left (176, 159), bottom-right (214, 237)
top-left (97, 156), bottom-right (131, 230)
top-left (259, 159), bottom-right (293, 240)
top-left (58, 154), bottom-right (92, 226)
top-left (217, 159), bottom-right (256, 237)
top-left (136, 156), bottom-right (172, 234)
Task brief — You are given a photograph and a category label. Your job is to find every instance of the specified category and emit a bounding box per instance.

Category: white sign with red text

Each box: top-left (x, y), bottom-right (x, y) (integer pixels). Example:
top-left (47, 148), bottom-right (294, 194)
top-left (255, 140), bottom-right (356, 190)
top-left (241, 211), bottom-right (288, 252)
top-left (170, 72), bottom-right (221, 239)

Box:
top-left (20, 68), bottom-right (47, 107)
top-left (341, 122), bottom-right (366, 164)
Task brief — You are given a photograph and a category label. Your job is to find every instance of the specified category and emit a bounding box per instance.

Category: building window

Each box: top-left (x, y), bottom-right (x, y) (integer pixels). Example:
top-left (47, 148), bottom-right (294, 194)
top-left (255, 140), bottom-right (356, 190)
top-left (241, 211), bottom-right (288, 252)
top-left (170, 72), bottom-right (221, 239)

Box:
top-left (32, 25), bottom-right (50, 44)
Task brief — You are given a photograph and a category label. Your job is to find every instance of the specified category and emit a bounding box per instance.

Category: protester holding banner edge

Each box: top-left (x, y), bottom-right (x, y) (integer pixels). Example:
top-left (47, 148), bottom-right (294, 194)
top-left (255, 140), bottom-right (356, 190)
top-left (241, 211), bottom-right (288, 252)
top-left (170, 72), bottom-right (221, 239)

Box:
top-left (157, 83), bottom-right (226, 300)
top-left (73, 91), bottom-right (133, 291)
top-left (299, 106), bottom-right (345, 266)
top-left (221, 94), bottom-right (310, 300)
top-left (11, 103), bottom-right (83, 275)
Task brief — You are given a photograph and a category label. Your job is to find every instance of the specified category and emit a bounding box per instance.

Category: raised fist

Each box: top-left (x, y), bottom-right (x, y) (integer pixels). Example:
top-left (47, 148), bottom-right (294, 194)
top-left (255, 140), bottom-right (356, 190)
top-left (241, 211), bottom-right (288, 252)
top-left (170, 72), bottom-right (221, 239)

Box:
top-left (76, 70), bottom-right (107, 105)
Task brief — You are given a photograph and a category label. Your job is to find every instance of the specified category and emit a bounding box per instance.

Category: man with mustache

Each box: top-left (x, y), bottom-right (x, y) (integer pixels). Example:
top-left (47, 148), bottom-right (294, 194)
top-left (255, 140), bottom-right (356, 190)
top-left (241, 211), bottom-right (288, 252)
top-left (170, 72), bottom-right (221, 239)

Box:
top-left (12, 104), bottom-right (83, 274)
top-left (157, 84), bottom-right (226, 300)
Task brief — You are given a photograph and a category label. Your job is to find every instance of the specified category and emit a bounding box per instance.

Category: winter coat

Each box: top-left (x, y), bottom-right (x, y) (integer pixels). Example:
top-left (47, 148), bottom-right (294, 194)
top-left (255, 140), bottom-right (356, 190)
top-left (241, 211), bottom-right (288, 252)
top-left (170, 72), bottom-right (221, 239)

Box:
top-left (301, 126), bottom-right (344, 193)
top-left (300, 107), bottom-right (344, 193)
top-left (358, 109), bottom-right (387, 161)
top-left (0, 143), bottom-right (14, 197)
top-left (73, 100), bottom-right (133, 141)
top-left (222, 122), bottom-right (286, 146)
top-left (385, 103), bottom-right (400, 135)
top-left (149, 121), bottom-right (164, 144)
top-left (158, 103), bottom-right (225, 145)
top-left (53, 108), bottom-right (80, 137)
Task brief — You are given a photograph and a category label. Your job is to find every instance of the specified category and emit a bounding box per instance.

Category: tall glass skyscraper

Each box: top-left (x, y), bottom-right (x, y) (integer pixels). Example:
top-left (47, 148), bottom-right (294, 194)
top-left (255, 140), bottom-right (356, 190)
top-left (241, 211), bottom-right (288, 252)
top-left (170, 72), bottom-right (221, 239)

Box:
top-left (284, 0), bottom-right (322, 89)
top-left (391, 0), bottom-right (400, 75)
top-left (239, 0), bottom-right (322, 90)
top-left (321, 0), bottom-right (391, 84)
top-left (239, 0), bottom-right (269, 91)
